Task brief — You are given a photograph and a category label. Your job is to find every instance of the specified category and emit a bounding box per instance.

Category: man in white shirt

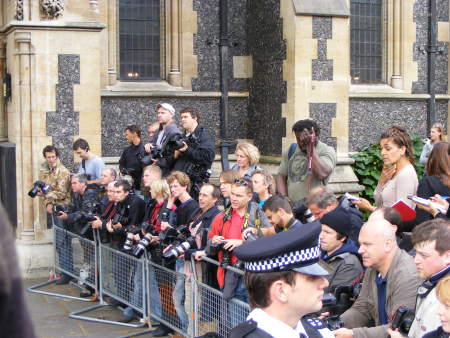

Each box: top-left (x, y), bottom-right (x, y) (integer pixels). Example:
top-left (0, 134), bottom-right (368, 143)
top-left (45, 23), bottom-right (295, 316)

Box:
top-left (230, 222), bottom-right (334, 338)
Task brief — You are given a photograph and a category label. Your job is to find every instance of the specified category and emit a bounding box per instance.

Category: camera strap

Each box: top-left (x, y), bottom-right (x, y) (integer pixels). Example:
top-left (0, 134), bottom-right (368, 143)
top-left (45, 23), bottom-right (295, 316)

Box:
top-left (82, 159), bottom-right (86, 173)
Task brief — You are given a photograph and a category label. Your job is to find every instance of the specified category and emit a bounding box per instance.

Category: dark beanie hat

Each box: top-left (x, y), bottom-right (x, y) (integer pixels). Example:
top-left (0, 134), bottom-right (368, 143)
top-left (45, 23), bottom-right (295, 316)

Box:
top-left (320, 207), bottom-right (350, 237)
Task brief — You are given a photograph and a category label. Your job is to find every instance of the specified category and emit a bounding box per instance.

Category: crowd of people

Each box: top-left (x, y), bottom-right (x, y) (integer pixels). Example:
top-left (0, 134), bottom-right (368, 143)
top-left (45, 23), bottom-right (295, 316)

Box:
top-left (33, 103), bottom-right (450, 338)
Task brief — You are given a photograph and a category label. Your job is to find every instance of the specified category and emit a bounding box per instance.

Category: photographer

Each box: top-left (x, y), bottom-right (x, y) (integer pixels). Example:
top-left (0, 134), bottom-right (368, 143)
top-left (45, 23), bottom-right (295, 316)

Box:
top-left (99, 168), bottom-right (117, 196)
top-left (277, 119), bottom-right (336, 203)
top-left (119, 125), bottom-right (145, 193)
top-left (73, 138), bottom-right (105, 187)
top-left (38, 145), bottom-right (71, 284)
top-left (57, 174), bottom-right (100, 296)
top-left (171, 107), bottom-right (215, 199)
top-left (333, 219), bottom-right (420, 338)
top-left (105, 180), bottom-right (145, 322)
top-left (144, 103), bottom-right (181, 176)
top-left (319, 208), bottom-right (363, 293)
top-left (89, 181), bottom-right (117, 245)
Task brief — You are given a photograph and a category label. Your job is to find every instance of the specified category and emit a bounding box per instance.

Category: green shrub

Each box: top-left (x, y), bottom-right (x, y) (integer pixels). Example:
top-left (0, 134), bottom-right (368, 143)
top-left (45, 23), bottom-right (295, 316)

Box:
top-left (351, 135), bottom-right (425, 204)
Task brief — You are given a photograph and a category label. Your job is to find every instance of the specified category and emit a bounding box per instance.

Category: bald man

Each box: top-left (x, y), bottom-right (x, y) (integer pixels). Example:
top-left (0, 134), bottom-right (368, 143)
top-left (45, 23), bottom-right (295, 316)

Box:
top-left (333, 219), bottom-right (421, 338)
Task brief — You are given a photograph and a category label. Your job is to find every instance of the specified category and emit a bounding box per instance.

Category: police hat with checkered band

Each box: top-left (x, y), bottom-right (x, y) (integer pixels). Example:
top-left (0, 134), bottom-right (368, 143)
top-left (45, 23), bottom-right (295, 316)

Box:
top-left (234, 221), bottom-right (331, 276)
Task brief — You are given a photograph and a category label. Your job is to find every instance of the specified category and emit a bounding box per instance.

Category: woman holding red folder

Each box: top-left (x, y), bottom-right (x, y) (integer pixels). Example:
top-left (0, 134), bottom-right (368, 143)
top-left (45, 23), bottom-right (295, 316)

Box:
top-left (353, 126), bottom-right (418, 214)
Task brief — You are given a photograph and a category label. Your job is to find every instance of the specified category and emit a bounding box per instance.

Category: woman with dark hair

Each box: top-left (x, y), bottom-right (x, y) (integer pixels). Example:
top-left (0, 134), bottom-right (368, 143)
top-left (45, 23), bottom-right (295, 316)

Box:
top-left (412, 142), bottom-right (450, 225)
top-left (353, 126), bottom-right (418, 212)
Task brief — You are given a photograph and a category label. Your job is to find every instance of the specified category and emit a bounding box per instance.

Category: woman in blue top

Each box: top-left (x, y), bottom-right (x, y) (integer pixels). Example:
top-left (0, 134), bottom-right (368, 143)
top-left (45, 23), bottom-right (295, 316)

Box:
top-left (231, 142), bottom-right (262, 179)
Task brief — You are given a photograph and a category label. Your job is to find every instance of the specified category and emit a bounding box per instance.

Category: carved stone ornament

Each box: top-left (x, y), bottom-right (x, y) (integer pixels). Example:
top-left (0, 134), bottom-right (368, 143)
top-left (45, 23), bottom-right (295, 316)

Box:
top-left (40, 0), bottom-right (65, 19)
top-left (16, 0), bottom-right (24, 20)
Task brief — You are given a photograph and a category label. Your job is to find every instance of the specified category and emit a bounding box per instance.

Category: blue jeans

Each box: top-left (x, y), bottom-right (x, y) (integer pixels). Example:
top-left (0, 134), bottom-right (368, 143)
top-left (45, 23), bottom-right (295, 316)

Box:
top-left (228, 278), bottom-right (248, 328)
top-left (173, 258), bottom-right (189, 331)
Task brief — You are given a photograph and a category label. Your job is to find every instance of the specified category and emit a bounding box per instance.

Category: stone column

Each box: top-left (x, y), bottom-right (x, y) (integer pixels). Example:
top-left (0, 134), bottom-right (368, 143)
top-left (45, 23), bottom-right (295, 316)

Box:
top-left (107, 0), bottom-right (117, 85)
top-left (0, 42), bottom-right (6, 141)
top-left (168, 0), bottom-right (182, 87)
top-left (391, 0), bottom-right (403, 88)
top-left (15, 31), bottom-right (35, 240)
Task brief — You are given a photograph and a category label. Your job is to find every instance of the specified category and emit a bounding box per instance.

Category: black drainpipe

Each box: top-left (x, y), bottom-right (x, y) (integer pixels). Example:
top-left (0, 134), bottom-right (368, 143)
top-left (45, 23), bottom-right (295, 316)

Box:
top-left (427, 0), bottom-right (437, 130)
top-left (219, 0), bottom-right (233, 171)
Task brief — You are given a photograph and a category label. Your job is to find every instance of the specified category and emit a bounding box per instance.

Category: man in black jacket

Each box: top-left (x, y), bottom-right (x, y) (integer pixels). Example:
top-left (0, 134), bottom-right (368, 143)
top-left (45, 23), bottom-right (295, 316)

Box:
top-left (119, 125), bottom-right (145, 193)
top-left (171, 107), bottom-right (215, 199)
top-left (57, 174), bottom-right (100, 294)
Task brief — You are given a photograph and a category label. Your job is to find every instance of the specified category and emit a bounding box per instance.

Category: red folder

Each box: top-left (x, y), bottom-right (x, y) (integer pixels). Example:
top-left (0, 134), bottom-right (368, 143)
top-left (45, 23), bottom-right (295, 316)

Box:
top-left (391, 199), bottom-right (416, 222)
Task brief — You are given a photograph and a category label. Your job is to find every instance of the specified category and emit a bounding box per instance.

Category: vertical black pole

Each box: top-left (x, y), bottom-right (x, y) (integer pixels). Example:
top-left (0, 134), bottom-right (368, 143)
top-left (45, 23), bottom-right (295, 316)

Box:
top-left (427, 0), bottom-right (437, 130)
top-left (219, 0), bottom-right (231, 171)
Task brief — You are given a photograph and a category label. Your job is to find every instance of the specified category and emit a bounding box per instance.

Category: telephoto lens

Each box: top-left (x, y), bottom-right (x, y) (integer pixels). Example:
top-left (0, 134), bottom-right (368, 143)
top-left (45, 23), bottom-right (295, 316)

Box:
top-left (123, 232), bottom-right (135, 253)
top-left (132, 234), bottom-right (153, 258)
top-left (163, 237), bottom-right (196, 259)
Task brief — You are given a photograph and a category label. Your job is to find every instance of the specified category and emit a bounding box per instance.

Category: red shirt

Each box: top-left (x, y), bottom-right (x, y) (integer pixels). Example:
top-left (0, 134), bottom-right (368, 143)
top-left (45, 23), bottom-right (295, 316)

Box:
top-left (208, 210), bottom-right (245, 288)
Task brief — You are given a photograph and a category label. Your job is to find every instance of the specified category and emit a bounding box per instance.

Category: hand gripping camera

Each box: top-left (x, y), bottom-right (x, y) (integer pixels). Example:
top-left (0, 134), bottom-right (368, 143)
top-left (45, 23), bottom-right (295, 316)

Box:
top-left (391, 306), bottom-right (415, 335)
top-left (28, 180), bottom-right (51, 198)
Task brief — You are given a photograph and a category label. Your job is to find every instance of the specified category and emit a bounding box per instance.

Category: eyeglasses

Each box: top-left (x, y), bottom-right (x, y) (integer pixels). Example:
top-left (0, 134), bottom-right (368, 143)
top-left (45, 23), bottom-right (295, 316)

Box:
top-left (234, 178), bottom-right (250, 186)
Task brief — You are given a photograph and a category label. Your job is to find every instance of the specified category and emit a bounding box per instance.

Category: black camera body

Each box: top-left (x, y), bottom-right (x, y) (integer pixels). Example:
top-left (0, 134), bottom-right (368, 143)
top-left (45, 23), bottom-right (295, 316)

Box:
top-left (159, 225), bottom-right (195, 260)
top-left (78, 202), bottom-right (102, 237)
top-left (391, 306), bottom-right (415, 335)
top-left (292, 200), bottom-right (315, 223)
top-left (53, 204), bottom-right (66, 216)
top-left (111, 212), bottom-right (128, 226)
top-left (139, 145), bottom-right (164, 166)
top-left (28, 180), bottom-right (51, 198)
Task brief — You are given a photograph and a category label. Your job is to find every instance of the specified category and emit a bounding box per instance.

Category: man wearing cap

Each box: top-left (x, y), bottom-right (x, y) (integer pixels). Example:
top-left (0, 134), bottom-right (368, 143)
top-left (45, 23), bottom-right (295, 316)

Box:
top-left (319, 208), bottom-right (363, 293)
top-left (144, 102), bottom-right (181, 176)
top-left (333, 219), bottom-right (420, 338)
top-left (230, 222), bottom-right (334, 338)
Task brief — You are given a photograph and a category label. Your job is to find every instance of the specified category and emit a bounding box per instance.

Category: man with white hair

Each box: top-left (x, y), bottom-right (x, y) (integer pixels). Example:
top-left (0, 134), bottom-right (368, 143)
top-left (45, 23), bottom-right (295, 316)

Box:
top-left (333, 219), bottom-right (421, 338)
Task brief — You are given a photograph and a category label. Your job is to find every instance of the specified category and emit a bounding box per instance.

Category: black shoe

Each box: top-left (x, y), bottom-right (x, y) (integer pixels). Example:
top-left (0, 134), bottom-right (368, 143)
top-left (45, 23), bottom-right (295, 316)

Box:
top-left (117, 314), bottom-right (135, 323)
top-left (55, 276), bottom-right (71, 285)
top-left (151, 325), bottom-right (174, 337)
top-left (79, 289), bottom-right (93, 298)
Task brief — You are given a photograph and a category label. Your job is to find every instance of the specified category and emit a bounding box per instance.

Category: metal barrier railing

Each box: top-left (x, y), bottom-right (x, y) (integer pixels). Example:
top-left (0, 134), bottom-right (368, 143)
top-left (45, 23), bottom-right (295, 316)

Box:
top-left (192, 256), bottom-right (250, 338)
top-left (28, 224), bottom-right (98, 302)
top-left (28, 225), bottom-right (252, 337)
top-left (68, 243), bottom-right (147, 328)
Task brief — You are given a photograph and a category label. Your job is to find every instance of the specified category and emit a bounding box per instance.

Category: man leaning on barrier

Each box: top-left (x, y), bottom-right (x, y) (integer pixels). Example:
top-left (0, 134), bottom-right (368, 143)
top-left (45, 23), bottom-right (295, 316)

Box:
top-left (229, 222), bottom-right (334, 338)
top-left (37, 145), bottom-right (71, 284)
top-left (57, 174), bottom-right (101, 295)
top-left (195, 179), bottom-right (272, 311)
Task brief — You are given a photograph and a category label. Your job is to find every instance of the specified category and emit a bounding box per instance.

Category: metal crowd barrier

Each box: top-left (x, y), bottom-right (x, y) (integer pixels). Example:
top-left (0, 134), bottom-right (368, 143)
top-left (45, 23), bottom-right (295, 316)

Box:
top-left (28, 225), bottom-right (98, 302)
top-left (192, 256), bottom-right (250, 338)
top-left (68, 243), bottom-right (147, 328)
top-left (28, 225), bottom-right (252, 337)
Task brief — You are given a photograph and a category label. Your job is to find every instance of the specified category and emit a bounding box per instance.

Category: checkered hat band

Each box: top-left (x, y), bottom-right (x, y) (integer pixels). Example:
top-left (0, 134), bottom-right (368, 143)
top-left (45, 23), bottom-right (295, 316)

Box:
top-left (244, 245), bottom-right (321, 272)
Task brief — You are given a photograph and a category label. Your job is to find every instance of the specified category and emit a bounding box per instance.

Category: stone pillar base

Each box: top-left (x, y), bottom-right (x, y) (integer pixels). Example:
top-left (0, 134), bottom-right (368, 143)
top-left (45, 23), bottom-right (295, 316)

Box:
top-left (16, 239), bottom-right (54, 279)
top-left (328, 157), bottom-right (364, 194)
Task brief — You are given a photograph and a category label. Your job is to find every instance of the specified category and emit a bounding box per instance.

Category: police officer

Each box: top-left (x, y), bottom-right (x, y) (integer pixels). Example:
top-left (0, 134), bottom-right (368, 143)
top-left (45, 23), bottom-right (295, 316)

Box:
top-left (230, 222), bottom-right (334, 338)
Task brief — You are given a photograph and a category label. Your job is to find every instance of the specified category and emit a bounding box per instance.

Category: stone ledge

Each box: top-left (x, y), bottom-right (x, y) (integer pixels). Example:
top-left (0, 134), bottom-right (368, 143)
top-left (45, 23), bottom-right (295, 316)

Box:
top-left (293, 0), bottom-right (350, 17)
top-left (16, 239), bottom-right (54, 279)
top-left (0, 21), bottom-right (105, 34)
top-left (101, 90), bottom-right (249, 98)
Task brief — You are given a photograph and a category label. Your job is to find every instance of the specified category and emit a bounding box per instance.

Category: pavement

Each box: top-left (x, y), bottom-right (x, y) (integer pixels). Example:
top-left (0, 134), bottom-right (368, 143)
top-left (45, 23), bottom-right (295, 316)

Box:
top-left (24, 278), bottom-right (173, 338)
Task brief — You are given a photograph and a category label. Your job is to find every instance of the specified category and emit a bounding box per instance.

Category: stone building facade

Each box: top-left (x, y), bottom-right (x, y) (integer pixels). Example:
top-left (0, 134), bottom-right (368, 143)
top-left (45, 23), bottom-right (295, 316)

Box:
top-left (0, 0), bottom-right (448, 276)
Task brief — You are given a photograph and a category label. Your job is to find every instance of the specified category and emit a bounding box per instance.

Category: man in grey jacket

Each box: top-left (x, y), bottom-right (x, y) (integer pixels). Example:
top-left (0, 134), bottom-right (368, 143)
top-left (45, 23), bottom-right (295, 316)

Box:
top-left (319, 207), bottom-right (363, 293)
top-left (334, 219), bottom-right (421, 338)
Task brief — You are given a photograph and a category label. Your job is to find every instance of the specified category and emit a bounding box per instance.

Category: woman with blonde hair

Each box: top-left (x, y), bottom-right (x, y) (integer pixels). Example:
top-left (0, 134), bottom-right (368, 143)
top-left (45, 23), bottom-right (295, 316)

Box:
top-left (421, 122), bottom-right (445, 165)
top-left (231, 142), bottom-right (262, 179)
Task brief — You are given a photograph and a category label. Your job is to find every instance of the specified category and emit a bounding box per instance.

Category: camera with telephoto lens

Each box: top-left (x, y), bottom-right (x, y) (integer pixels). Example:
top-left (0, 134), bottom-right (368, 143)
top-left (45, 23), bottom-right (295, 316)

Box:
top-left (292, 200), bottom-right (315, 223)
top-left (28, 180), bottom-right (51, 198)
top-left (122, 227), bottom-right (143, 254)
top-left (121, 167), bottom-right (135, 176)
top-left (130, 221), bottom-right (158, 258)
top-left (391, 306), bottom-right (415, 335)
top-left (53, 204), bottom-right (67, 216)
top-left (159, 224), bottom-right (194, 259)
top-left (165, 134), bottom-right (188, 154)
top-left (139, 146), bottom-right (164, 166)
top-left (79, 202), bottom-right (102, 236)
top-left (111, 211), bottom-right (127, 226)
top-left (313, 283), bottom-right (362, 330)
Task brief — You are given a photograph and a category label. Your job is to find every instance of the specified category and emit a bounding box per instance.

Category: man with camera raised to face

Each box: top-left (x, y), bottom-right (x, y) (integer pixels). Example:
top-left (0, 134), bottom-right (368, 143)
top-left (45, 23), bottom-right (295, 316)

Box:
top-left (73, 138), bottom-right (105, 187)
top-left (333, 219), bottom-right (420, 338)
top-left (119, 125), bottom-right (145, 193)
top-left (171, 107), bottom-right (215, 199)
top-left (388, 219), bottom-right (450, 338)
top-left (277, 119), bottom-right (336, 204)
top-left (144, 103), bottom-right (181, 176)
